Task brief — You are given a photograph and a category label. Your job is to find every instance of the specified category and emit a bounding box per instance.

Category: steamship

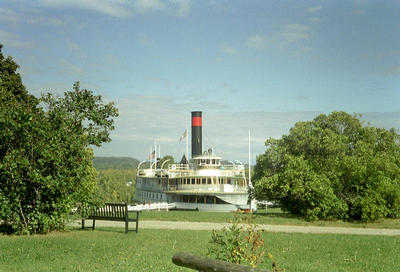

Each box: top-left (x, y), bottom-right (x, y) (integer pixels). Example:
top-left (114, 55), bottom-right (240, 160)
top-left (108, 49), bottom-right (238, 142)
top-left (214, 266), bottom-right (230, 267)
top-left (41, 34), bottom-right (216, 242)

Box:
top-left (134, 111), bottom-right (252, 212)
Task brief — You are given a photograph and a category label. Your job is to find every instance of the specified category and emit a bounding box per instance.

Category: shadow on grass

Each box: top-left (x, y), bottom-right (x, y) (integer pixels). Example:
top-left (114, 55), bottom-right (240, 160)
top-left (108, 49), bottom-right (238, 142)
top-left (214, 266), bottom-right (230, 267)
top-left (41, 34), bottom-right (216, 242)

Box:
top-left (75, 225), bottom-right (139, 234)
top-left (91, 227), bottom-right (139, 234)
top-left (253, 209), bottom-right (301, 219)
top-left (253, 209), bottom-right (383, 226)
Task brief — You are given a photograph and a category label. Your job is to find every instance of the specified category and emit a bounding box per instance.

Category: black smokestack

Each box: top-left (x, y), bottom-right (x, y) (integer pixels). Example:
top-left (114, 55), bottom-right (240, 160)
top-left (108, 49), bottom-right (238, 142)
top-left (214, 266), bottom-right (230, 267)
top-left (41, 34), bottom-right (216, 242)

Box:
top-left (191, 111), bottom-right (202, 158)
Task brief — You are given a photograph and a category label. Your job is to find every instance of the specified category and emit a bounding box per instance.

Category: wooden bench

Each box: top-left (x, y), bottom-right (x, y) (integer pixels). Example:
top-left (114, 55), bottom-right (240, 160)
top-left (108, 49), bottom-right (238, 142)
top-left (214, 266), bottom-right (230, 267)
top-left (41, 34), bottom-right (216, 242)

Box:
top-left (81, 202), bottom-right (139, 234)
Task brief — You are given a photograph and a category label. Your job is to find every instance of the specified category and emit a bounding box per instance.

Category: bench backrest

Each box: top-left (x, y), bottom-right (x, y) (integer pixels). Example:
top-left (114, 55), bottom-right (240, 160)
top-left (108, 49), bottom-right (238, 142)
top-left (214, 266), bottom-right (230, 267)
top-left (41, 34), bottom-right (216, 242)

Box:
top-left (91, 202), bottom-right (128, 219)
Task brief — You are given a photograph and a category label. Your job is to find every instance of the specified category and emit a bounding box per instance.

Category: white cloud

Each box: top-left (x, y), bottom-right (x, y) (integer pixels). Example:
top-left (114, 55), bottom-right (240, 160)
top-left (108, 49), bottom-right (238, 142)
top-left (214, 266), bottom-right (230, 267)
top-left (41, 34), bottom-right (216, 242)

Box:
top-left (0, 30), bottom-right (34, 49)
top-left (171, 0), bottom-right (191, 17)
top-left (208, 0), bottom-right (230, 13)
top-left (0, 8), bottom-right (19, 23)
top-left (134, 0), bottom-right (191, 17)
top-left (246, 34), bottom-right (269, 50)
top-left (0, 6), bottom-right (79, 28)
top-left (305, 5), bottom-right (322, 13)
top-left (37, 0), bottom-right (191, 18)
top-left (221, 46), bottom-right (237, 55)
top-left (134, 0), bottom-right (166, 13)
top-left (39, 0), bottom-right (133, 18)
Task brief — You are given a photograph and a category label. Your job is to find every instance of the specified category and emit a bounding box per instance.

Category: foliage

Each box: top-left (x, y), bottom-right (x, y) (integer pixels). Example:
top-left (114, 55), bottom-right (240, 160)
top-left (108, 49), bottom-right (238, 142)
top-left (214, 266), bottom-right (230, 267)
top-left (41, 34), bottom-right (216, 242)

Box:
top-left (253, 111), bottom-right (400, 221)
top-left (0, 45), bottom-right (118, 234)
top-left (93, 157), bottom-right (140, 170)
top-left (41, 81), bottom-right (118, 147)
top-left (245, 222), bottom-right (267, 268)
top-left (96, 169), bottom-right (136, 203)
top-left (208, 216), bottom-right (266, 268)
top-left (208, 223), bottom-right (247, 265)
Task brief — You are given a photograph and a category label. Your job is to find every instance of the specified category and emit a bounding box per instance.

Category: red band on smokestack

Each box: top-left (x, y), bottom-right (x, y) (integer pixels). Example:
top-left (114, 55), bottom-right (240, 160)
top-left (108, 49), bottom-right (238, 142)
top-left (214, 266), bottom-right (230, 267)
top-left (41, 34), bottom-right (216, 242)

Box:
top-left (192, 117), bottom-right (202, 127)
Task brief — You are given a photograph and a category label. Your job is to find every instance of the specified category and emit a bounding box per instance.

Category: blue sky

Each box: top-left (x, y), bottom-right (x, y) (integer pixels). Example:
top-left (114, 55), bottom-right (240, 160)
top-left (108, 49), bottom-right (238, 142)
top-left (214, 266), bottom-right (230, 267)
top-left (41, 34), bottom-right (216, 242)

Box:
top-left (1, 0), bottom-right (399, 163)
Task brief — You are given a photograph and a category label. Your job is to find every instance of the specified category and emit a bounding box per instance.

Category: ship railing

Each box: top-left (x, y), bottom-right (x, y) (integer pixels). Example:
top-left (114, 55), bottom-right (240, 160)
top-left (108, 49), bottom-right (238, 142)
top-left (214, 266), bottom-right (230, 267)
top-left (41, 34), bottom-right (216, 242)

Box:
top-left (168, 170), bottom-right (244, 179)
top-left (165, 184), bottom-right (248, 192)
top-left (168, 185), bottom-right (177, 191)
top-left (168, 164), bottom-right (190, 171)
top-left (220, 165), bottom-right (241, 170)
top-left (128, 202), bottom-right (176, 212)
top-left (138, 168), bottom-right (158, 177)
top-left (141, 184), bottom-right (163, 191)
top-left (167, 164), bottom-right (242, 171)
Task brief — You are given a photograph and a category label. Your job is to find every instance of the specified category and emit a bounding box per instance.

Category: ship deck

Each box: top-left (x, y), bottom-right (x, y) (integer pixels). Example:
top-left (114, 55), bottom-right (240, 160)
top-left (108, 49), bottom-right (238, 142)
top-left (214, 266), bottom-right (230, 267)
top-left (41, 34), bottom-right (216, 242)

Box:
top-left (165, 190), bottom-right (247, 195)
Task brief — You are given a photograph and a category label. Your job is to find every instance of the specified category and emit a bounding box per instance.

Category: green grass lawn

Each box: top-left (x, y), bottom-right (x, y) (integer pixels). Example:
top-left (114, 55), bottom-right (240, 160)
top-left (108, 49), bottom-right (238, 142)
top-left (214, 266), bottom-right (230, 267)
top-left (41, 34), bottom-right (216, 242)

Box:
top-left (0, 227), bottom-right (399, 272)
top-left (135, 208), bottom-right (400, 229)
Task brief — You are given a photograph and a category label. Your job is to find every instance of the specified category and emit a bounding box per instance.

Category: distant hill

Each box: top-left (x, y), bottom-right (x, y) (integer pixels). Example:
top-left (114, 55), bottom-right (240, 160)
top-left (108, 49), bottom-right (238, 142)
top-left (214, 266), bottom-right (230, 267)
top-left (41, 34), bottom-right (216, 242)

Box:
top-left (93, 157), bottom-right (140, 170)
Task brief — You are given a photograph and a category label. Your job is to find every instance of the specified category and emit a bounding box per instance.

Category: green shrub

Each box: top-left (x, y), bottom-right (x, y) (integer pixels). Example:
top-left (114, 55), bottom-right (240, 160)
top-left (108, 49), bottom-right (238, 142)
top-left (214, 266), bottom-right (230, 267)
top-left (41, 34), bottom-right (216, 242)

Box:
top-left (208, 216), bottom-right (266, 268)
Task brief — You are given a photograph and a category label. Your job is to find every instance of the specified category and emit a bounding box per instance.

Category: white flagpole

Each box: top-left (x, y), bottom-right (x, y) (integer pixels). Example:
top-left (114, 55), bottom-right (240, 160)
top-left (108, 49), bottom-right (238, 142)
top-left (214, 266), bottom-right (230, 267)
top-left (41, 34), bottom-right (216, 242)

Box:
top-left (149, 146), bottom-right (152, 161)
top-left (158, 144), bottom-right (161, 159)
top-left (154, 140), bottom-right (157, 170)
top-left (249, 130), bottom-right (252, 212)
top-left (248, 131), bottom-right (251, 186)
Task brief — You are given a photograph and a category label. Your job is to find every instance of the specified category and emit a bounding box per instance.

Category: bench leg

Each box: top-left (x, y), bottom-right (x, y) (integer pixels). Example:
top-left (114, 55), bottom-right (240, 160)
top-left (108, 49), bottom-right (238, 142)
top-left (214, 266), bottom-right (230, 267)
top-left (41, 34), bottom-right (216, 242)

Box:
top-left (92, 219), bottom-right (95, 230)
top-left (136, 212), bottom-right (139, 233)
top-left (125, 220), bottom-right (128, 234)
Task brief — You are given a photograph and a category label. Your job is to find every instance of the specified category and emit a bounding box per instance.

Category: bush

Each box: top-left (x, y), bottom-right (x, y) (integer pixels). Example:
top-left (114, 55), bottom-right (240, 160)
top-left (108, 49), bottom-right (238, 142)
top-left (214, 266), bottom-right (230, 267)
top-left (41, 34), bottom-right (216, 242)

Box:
top-left (208, 216), bottom-right (266, 268)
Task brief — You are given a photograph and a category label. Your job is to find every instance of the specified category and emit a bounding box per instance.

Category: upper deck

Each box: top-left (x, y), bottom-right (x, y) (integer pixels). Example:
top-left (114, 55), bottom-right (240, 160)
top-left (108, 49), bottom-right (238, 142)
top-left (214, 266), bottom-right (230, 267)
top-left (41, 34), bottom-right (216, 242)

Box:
top-left (137, 154), bottom-right (245, 179)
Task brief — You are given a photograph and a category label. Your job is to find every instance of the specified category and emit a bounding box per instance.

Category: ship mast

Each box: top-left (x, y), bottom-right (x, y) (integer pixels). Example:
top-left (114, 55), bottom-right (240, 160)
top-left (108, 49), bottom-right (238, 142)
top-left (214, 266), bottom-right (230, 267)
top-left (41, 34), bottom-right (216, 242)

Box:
top-left (249, 130), bottom-right (253, 212)
top-left (248, 130), bottom-right (251, 187)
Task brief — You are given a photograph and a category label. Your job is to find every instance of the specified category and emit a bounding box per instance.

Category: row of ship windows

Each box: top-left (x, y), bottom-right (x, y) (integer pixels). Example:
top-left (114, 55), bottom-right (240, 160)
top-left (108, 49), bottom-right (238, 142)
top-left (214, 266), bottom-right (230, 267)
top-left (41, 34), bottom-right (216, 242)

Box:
top-left (175, 178), bottom-right (232, 185)
top-left (179, 195), bottom-right (228, 204)
top-left (140, 178), bottom-right (234, 185)
top-left (141, 191), bottom-right (163, 200)
top-left (196, 159), bottom-right (220, 165)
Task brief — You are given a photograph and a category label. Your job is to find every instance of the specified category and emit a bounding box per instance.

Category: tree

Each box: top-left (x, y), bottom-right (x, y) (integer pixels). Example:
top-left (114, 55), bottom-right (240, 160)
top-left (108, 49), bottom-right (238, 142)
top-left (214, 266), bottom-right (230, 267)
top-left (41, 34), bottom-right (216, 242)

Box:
top-left (96, 169), bottom-right (136, 203)
top-left (0, 45), bottom-right (119, 234)
top-left (93, 157), bottom-right (140, 170)
top-left (253, 111), bottom-right (400, 221)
